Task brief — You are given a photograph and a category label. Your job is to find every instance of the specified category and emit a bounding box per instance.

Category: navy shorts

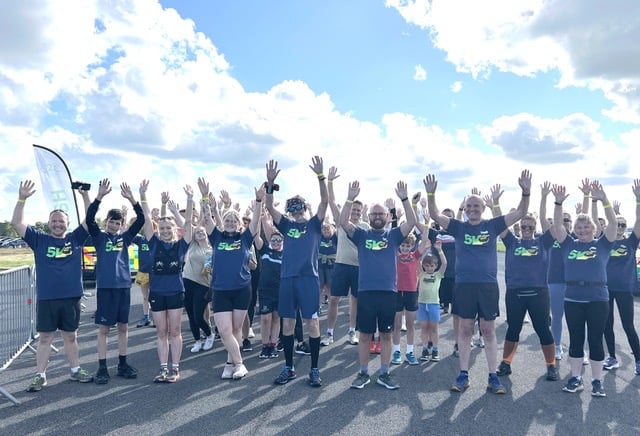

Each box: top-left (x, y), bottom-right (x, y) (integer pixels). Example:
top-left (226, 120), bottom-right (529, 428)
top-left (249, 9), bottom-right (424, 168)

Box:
top-left (149, 292), bottom-right (184, 312)
top-left (395, 291), bottom-right (419, 312)
top-left (95, 287), bottom-right (131, 326)
top-left (357, 291), bottom-right (396, 334)
top-left (36, 297), bottom-right (81, 332)
top-left (212, 285), bottom-right (251, 313)
top-left (330, 263), bottom-right (359, 297)
top-left (453, 282), bottom-right (500, 321)
top-left (278, 276), bottom-right (320, 319)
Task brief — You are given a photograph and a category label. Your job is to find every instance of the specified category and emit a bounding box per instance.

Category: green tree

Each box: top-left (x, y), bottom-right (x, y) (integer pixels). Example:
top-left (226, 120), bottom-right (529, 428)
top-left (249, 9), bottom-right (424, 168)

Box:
top-left (0, 221), bottom-right (18, 237)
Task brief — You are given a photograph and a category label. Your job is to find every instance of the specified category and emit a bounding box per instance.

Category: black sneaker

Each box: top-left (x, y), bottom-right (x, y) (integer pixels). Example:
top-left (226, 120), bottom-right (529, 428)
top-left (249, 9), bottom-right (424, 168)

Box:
top-left (242, 338), bottom-right (253, 352)
top-left (136, 315), bottom-right (151, 328)
top-left (295, 341), bottom-right (311, 355)
top-left (546, 364), bottom-right (559, 381)
top-left (274, 366), bottom-right (297, 385)
top-left (376, 372), bottom-right (399, 390)
top-left (95, 367), bottom-right (110, 385)
top-left (269, 346), bottom-right (279, 359)
top-left (591, 379), bottom-right (606, 397)
top-left (562, 376), bottom-right (584, 393)
top-left (259, 345), bottom-right (270, 359)
top-left (276, 341), bottom-right (284, 352)
top-left (496, 361), bottom-right (512, 376)
top-left (117, 363), bottom-right (138, 379)
top-left (308, 368), bottom-right (322, 387)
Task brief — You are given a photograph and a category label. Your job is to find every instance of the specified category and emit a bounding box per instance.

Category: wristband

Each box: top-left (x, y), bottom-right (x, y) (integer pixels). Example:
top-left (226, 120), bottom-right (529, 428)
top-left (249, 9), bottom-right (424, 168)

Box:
top-left (17, 199), bottom-right (26, 203)
top-left (162, 202), bottom-right (167, 205)
top-left (266, 185), bottom-right (274, 194)
top-left (400, 197), bottom-right (408, 202)
top-left (427, 193), bottom-right (434, 197)
top-left (255, 199), bottom-right (262, 203)
top-left (521, 192), bottom-right (530, 197)
top-left (141, 200), bottom-right (148, 204)
top-left (554, 202), bottom-right (562, 206)
top-left (328, 180), bottom-right (333, 184)
top-left (458, 208), bottom-right (463, 211)
top-left (592, 199), bottom-right (598, 202)
top-left (318, 177), bottom-right (326, 182)
top-left (492, 204), bottom-right (499, 208)
top-left (346, 199), bottom-right (354, 204)
top-left (317, 173), bottom-right (324, 179)
top-left (201, 196), bottom-right (209, 201)
top-left (412, 202), bottom-right (418, 207)
top-left (603, 204), bottom-right (612, 209)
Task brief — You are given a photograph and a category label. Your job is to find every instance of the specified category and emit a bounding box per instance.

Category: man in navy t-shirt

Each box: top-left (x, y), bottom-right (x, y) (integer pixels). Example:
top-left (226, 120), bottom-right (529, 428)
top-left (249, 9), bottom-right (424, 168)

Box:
top-left (12, 180), bottom-right (94, 392)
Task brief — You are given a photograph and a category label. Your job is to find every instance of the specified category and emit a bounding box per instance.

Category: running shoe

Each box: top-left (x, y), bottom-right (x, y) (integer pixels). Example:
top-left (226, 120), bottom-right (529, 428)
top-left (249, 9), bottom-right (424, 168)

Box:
top-left (154, 367), bottom-right (169, 383)
top-left (276, 341), bottom-right (284, 352)
top-left (487, 374), bottom-right (506, 394)
top-left (274, 366), bottom-right (297, 385)
top-left (190, 339), bottom-right (204, 353)
top-left (496, 361), bottom-right (512, 376)
top-left (405, 352), bottom-right (419, 365)
top-left (221, 363), bottom-right (234, 379)
top-left (430, 349), bottom-right (440, 362)
top-left (269, 346), bottom-right (279, 359)
top-left (478, 337), bottom-right (485, 348)
top-left (350, 371), bottom-right (371, 389)
top-left (591, 379), bottom-right (606, 397)
top-left (117, 362), bottom-right (138, 379)
top-left (391, 350), bottom-right (402, 365)
top-left (248, 328), bottom-right (255, 338)
top-left (26, 374), bottom-right (47, 392)
top-left (308, 368), bottom-right (322, 387)
top-left (420, 348), bottom-right (430, 362)
top-left (70, 368), bottom-right (93, 383)
top-left (94, 367), bottom-right (110, 385)
top-left (562, 376), bottom-right (584, 393)
top-left (320, 333), bottom-right (334, 346)
top-left (295, 341), bottom-right (311, 355)
top-left (347, 330), bottom-right (359, 345)
top-left (136, 315), bottom-right (151, 328)
top-left (453, 344), bottom-right (460, 358)
top-left (450, 373), bottom-right (470, 392)
top-left (203, 335), bottom-right (215, 351)
top-left (242, 338), bottom-right (253, 352)
top-left (546, 364), bottom-right (559, 381)
top-left (167, 368), bottom-right (180, 383)
top-left (232, 364), bottom-right (248, 380)
top-left (259, 345), bottom-right (271, 359)
top-left (603, 356), bottom-right (619, 370)
top-left (377, 372), bottom-right (398, 390)
top-left (555, 345), bottom-right (563, 360)
top-left (635, 361), bottom-right (640, 375)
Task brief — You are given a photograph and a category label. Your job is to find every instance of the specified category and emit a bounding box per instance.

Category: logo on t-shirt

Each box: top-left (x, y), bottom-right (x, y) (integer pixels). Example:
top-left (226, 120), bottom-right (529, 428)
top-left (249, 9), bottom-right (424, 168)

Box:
top-left (514, 246), bottom-right (539, 257)
top-left (568, 248), bottom-right (597, 260)
top-left (463, 232), bottom-right (490, 246)
top-left (365, 239), bottom-right (388, 250)
top-left (105, 239), bottom-right (124, 252)
top-left (217, 241), bottom-right (241, 251)
top-left (287, 228), bottom-right (306, 239)
top-left (610, 246), bottom-right (628, 257)
top-left (320, 240), bottom-right (334, 248)
top-left (46, 243), bottom-right (73, 258)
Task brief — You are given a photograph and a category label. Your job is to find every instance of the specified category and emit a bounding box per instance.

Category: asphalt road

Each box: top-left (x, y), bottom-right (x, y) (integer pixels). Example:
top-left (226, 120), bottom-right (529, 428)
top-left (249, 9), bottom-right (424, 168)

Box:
top-left (1, 254), bottom-right (640, 435)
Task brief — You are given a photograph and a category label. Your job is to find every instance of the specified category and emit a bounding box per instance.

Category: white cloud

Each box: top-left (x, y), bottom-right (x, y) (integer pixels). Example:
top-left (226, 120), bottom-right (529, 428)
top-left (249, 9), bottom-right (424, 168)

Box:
top-left (387, 0), bottom-right (640, 123)
top-left (450, 81), bottom-right (462, 93)
top-left (413, 64), bottom-right (427, 81)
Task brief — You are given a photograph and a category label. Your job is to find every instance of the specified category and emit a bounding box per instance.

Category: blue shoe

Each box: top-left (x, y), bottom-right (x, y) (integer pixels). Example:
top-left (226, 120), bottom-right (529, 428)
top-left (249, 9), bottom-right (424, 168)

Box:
top-left (450, 373), bottom-right (470, 392)
top-left (274, 366), bottom-right (297, 385)
top-left (562, 376), bottom-right (584, 393)
top-left (308, 368), bottom-right (322, 387)
top-left (487, 374), bottom-right (506, 394)
top-left (405, 352), bottom-right (419, 365)
top-left (391, 350), bottom-right (402, 365)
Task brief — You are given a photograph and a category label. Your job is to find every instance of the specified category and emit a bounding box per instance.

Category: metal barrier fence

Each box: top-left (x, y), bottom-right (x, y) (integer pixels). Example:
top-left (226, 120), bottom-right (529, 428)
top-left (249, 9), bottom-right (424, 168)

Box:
top-left (0, 265), bottom-right (36, 405)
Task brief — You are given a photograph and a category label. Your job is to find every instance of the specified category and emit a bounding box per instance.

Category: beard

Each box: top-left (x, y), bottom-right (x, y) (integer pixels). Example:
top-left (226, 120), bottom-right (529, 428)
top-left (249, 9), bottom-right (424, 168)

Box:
top-left (370, 219), bottom-right (386, 230)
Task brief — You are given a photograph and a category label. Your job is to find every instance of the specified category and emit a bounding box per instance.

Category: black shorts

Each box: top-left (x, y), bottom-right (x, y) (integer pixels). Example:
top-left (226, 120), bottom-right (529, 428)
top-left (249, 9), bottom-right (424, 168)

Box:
top-left (453, 282), bottom-right (500, 321)
top-left (330, 263), bottom-right (359, 297)
top-left (395, 291), bottom-right (419, 312)
top-left (357, 291), bottom-right (396, 334)
top-left (438, 277), bottom-right (454, 306)
top-left (149, 292), bottom-right (184, 312)
top-left (258, 287), bottom-right (279, 314)
top-left (36, 297), bottom-right (82, 332)
top-left (212, 285), bottom-right (251, 313)
top-left (95, 287), bottom-right (131, 326)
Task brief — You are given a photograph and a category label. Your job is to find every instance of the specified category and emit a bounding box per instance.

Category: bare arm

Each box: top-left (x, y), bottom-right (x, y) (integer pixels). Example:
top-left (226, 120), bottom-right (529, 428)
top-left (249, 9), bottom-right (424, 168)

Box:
top-left (579, 178), bottom-right (590, 214)
top-left (11, 180), bottom-right (37, 238)
top-left (590, 181), bottom-right (616, 242)
top-left (397, 181), bottom-right (417, 238)
top-left (550, 185), bottom-right (569, 243)
top-left (539, 181), bottom-right (551, 232)
top-left (423, 174), bottom-right (450, 230)
top-left (310, 156), bottom-right (328, 222)
top-left (411, 192), bottom-right (427, 235)
top-left (197, 177), bottom-right (215, 235)
top-left (503, 169), bottom-right (532, 227)
top-left (249, 186), bottom-right (266, 237)
top-left (327, 166), bottom-right (341, 225)
top-left (339, 181), bottom-right (360, 238)
top-left (139, 180), bottom-right (155, 240)
top-left (434, 239), bottom-right (448, 275)
top-left (182, 185), bottom-right (194, 244)
top-left (166, 199), bottom-right (185, 229)
top-left (633, 180), bottom-right (640, 239)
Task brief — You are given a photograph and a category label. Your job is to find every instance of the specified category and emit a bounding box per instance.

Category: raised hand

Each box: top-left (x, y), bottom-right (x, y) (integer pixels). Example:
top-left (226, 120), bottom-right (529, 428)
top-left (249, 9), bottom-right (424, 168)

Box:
top-left (490, 184), bottom-right (503, 204)
top-left (266, 160), bottom-right (280, 183)
top-left (120, 182), bottom-right (134, 202)
top-left (347, 181), bottom-right (360, 201)
top-left (18, 180), bottom-right (36, 199)
top-left (551, 184), bottom-right (569, 204)
top-left (395, 181), bottom-right (408, 200)
top-left (309, 155), bottom-right (324, 175)
top-left (540, 181), bottom-right (551, 197)
top-left (384, 198), bottom-right (396, 210)
top-left (161, 191), bottom-right (170, 204)
top-left (423, 174), bottom-right (437, 194)
top-left (328, 166), bottom-right (339, 182)
top-left (518, 169), bottom-right (532, 193)
top-left (183, 185), bottom-right (194, 199)
top-left (579, 178), bottom-right (591, 196)
top-left (590, 180), bottom-right (606, 202)
top-left (139, 179), bottom-right (149, 196)
top-left (97, 178), bottom-right (112, 200)
top-left (197, 177), bottom-right (209, 197)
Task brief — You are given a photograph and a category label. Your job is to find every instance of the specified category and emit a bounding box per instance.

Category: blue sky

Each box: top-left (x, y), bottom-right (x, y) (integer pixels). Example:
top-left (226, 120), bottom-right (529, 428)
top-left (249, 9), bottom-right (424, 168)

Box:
top-left (1, 0), bottom-right (640, 225)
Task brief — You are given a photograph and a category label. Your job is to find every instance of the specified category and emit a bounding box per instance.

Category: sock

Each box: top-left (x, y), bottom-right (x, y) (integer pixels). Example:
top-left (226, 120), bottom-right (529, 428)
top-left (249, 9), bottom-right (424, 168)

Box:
top-left (99, 358), bottom-right (107, 369)
top-left (380, 364), bottom-right (389, 374)
top-left (407, 344), bottom-right (414, 354)
top-left (393, 344), bottom-right (400, 353)
top-left (309, 336), bottom-right (321, 369)
top-left (360, 365), bottom-right (368, 374)
top-left (172, 363), bottom-right (179, 370)
top-left (70, 366), bottom-right (80, 373)
top-left (118, 355), bottom-right (127, 366)
top-left (428, 341), bottom-right (433, 349)
top-left (327, 329), bottom-right (334, 336)
top-left (349, 327), bottom-right (355, 333)
top-left (283, 335), bottom-right (294, 368)
top-left (38, 372), bottom-right (46, 379)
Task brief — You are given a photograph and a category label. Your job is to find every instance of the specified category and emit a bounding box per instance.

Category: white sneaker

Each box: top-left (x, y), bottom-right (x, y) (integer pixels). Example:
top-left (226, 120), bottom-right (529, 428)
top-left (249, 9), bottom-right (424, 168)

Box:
top-left (190, 340), bottom-right (203, 353)
top-left (320, 333), bottom-right (334, 346)
top-left (203, 335), bottom-right (214, 351)
top-left (401, 315), bottom-right (407, 332)
top-left (347, 330), bottom-right (359, 345)
top-left (583, 354), bottom-right (590, 365)
top-left (555, 345), bottom-right (563, 360)
top-left (248, 328), bottom-right (255, 339)
top-left (478, 337), bottom-right (485, 348)
top-left (232, 363), bottom-right (248, 379)
top-left (221, 363), bottom-right (234, 379)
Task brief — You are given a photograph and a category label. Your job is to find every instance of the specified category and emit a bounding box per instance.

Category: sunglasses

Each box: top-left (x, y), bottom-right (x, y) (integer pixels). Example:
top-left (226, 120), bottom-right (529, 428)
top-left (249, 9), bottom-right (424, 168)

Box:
top-left (563, 218), bottom-right (572, 223)
top-left (618, 223), bottom-right (627, 228)
top-left (520, 225), bottom-right (535, 230)
top-left (270, 237), bottom-right (283, 243)
top-left (287, 204), bottom-right (305, 212)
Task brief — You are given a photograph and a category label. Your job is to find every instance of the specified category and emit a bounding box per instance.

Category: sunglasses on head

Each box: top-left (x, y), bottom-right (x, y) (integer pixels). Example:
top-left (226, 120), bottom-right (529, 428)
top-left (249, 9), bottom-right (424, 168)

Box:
top-left (271, 237), bottom-right (283, 243)
top-left (287, 203), bottom-right (305, 212)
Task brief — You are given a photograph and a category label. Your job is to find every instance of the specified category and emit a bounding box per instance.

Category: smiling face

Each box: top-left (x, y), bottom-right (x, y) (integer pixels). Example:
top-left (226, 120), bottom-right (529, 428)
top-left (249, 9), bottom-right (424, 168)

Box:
top-left (368, 204), bottom-right (388, 230)
top-left (157, 218), bottom-right (177, 242)
top-left (269, 233), bottom-right (284, 251)
top-left (286, 196), bottom-right (307, 223)
top-left (573, 215), bottom-right (595, 242)
top-left (464, 195), bottom-right (485, 224)
top-left (519, 217), bottom-right (536, 240)
top-left (616, 217), bottom-right (627, 238)
top-left (350, 202), bottom-right (363, 224)
top-left (105, 218), bottom-right (123, 235)
top-left (322, 223), bottom-right (334, 237)
top-left (222, 211), bottom-right (241, 233)
top-left (48, 210), bottom-right (69, 238)
top-left (193, 226), bottom-right (208, 242)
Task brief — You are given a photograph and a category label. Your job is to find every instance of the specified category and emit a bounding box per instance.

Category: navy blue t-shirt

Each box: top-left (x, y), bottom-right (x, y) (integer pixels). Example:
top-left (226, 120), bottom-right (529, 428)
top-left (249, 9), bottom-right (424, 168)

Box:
top-left (24, 225), bottom-right (88, 300)
top-left (319, 234), bottom-right (338, 256)
top-left (208, 228), bottom-right (255, 290)
top-left (148, 236), bottom-right (188, 295)
top-left (257, 245), bottom-right (282, 290)
top-left (133, 235), bottom-right (151, 273)
top-left (276, 215), bottom-right (322, 278)
top-left (560, 235), bottom-right (614, 302)
top-left (606, 233), bottom-right (640, 293)
top-left (350, 226), bottom-right (405, 292)
top-left (503, 230), bottom-right (554, 289)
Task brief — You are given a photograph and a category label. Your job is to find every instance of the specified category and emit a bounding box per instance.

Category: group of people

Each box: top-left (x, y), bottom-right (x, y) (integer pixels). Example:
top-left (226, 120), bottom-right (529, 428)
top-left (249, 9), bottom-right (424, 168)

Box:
top-left (11, 160), bottom-right (640, 398)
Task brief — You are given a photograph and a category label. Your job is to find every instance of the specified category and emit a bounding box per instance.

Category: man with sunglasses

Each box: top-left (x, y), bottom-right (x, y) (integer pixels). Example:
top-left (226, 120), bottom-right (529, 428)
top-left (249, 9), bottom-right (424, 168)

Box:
top-left (265, 156), bottom-right (328, 387)
top-left (12, 180), bottom-right (95, 392)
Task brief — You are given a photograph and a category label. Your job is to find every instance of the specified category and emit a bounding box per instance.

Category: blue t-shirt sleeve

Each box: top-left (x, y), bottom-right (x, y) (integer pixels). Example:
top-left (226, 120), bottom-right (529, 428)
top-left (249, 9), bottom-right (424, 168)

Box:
top-left (502, 231), bottom-right (516, 249)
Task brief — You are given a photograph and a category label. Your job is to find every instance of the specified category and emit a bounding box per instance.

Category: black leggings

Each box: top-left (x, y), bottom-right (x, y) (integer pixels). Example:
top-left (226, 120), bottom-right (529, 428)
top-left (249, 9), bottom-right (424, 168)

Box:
top-left (604, 290), bottom-right (640, 360)
top-left (184, 278), bottom-right (212, 341)
top-left (505, 287), bottom-right (553, 345)
top-left (564, 300), bottom-right (608, 361)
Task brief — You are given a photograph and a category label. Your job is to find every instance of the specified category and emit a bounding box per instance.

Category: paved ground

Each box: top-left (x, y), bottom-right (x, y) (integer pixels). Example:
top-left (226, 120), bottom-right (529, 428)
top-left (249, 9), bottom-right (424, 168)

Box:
top-left (1, 255), bottom-right (640, 435)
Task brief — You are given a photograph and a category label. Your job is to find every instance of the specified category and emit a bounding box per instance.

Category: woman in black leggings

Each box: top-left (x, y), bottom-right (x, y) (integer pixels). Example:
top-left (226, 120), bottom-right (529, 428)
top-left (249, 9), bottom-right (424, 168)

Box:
top-left (603, 179), bottom-right (640, 374)
top-left (550, 181), bottom-right (616, 397)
